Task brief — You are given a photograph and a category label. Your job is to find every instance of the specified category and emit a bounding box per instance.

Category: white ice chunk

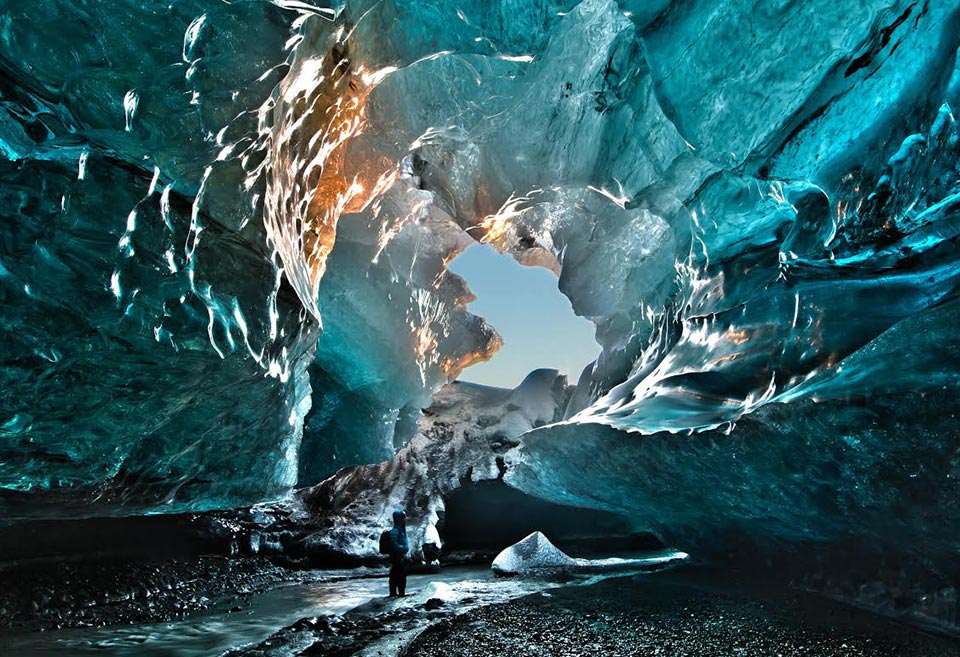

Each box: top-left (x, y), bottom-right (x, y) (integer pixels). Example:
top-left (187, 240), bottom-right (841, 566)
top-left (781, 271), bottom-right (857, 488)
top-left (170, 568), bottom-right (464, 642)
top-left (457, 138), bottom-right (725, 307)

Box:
top-left (491, 531), bottom-right (576, 576)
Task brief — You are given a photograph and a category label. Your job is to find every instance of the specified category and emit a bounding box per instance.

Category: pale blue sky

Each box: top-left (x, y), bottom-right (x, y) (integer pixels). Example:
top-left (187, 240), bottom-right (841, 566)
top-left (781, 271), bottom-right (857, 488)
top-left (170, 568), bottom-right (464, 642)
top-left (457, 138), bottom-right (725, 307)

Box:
top-left (448, 243), bottom-right (600, 389)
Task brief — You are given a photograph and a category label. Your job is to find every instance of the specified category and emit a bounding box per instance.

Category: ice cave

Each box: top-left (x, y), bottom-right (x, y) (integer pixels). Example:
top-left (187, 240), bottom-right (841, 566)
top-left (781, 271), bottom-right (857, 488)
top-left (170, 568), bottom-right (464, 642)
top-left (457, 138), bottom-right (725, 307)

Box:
top-left (2, 0), bottom-right (960, 655)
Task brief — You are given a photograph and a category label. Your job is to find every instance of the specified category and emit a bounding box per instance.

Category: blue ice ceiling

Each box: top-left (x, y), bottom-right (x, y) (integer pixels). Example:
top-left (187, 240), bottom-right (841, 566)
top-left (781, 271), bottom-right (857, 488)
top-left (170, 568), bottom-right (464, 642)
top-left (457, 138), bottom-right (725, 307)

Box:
top-left (0, 0), bottom-right (958, 532)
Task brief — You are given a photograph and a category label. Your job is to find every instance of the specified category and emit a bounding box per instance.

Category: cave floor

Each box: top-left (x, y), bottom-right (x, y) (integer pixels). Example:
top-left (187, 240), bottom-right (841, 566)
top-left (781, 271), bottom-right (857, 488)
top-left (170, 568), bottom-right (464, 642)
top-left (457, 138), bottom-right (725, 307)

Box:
top-left (0, 564), bottom-right (575, 657)
top-left (3, 562), bottom-right (958, 657)
top-left (405, 572), bottom-right (960, 657)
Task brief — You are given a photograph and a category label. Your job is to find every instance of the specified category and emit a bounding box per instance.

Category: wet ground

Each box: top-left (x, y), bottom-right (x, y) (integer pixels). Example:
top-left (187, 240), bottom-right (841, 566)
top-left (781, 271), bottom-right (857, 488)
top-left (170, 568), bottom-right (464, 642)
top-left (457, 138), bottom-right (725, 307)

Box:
top-left (2, 561), bottom-right (635, 657)
top-left (3, 556), bottom-right (958, 656)
top-left (0, 566), bottom-right (479, 657)
top-left (406, 571), bottom-right (960, 657)
top-left (0, 556), bottom-right (300, 631)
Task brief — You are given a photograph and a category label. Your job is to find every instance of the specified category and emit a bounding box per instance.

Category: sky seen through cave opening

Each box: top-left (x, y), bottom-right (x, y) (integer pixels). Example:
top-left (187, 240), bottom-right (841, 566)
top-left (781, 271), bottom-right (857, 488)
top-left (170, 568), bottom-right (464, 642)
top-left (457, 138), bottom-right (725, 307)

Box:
top-left (448, 243), bottom-right (600, 389)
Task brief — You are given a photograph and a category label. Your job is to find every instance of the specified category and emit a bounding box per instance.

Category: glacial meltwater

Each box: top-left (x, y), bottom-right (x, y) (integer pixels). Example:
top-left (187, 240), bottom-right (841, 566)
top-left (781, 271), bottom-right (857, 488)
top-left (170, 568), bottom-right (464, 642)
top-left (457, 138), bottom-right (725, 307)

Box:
top-left (1, 567), bottom-right (488, 657)
top-left (0, 554), bottom-right (687, 657)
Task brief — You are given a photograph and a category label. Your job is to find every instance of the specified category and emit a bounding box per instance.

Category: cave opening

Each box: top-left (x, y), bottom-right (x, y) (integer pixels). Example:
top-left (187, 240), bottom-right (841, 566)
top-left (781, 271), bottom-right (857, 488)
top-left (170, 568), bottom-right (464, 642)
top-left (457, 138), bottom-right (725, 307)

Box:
top-left (440, 478), bottom-right (664, 558)
top-left (448, 243), bottom-right (600, 389)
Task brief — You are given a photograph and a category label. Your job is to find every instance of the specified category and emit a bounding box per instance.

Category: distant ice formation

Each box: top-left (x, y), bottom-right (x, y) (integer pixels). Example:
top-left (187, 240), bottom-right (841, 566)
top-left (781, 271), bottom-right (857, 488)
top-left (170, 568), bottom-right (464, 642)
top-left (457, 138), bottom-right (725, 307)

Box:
top-left (491, 531), bottom-right (577, 576)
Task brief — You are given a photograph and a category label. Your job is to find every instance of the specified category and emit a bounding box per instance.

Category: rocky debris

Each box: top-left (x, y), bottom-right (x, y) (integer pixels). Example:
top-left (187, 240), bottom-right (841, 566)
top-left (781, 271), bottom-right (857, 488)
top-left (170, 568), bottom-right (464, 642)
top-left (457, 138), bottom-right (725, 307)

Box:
top-left (224, 610), bottom-right (424, 657)
top-left (404, 574), bottom-right (960, 657)
top-left (0, 556), bottom-right (297, 631)
top-left (223, 576), bottom-right (475, 656)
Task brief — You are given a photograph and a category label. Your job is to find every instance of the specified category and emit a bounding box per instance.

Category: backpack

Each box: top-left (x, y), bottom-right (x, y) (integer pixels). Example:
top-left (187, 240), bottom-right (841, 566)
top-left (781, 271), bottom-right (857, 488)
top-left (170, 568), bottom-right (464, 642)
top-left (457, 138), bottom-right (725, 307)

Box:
top-left (378, 529), bottom-right (391, 555)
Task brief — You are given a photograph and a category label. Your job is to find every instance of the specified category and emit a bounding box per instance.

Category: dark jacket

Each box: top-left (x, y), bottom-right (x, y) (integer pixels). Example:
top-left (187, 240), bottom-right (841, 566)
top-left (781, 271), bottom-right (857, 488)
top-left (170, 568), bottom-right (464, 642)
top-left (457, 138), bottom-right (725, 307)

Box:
top-left (389, 510), bottom-right (409, 557)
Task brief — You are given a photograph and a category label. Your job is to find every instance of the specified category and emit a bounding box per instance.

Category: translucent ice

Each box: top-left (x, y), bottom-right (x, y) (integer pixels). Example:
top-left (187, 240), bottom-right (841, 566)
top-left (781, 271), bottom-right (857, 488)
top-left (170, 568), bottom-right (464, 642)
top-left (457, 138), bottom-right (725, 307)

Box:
top-left (2, 0), bottom-right (960, 566)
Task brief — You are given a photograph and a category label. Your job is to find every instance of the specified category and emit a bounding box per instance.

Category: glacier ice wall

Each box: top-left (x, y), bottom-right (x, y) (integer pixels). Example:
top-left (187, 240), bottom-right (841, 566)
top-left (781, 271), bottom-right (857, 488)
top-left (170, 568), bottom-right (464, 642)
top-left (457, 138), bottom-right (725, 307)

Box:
top-left (510, 301), bottom-right (960, 553)
top-left (0, 1), bottom-right (322, 516)
top-left (2, 0), bottom-right (960, 548)
top-left (286, 0), bottom-right (960, 439)
top-left (0, 0), bottom-right (504, 514)
top-left (280, 0), bottom-right (960, 620)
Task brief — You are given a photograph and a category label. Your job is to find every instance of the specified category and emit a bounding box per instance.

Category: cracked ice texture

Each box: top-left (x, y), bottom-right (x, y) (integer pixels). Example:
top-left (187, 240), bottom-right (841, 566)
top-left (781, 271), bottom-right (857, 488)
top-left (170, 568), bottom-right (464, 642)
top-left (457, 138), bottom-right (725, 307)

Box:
top-left (0, 2), bottom-right (321, 516)
top-left (2, 0), bottom-right (960, 528)
top-left (0, 0), bottom-right (502, 515)
top-left (307, 0), bottom-right (960, 438)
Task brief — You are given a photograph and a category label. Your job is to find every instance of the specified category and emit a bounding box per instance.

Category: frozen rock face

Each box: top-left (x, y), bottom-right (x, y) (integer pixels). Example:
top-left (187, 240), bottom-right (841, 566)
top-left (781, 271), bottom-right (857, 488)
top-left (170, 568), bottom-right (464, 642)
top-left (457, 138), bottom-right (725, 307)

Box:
top-left (491, 531), bottom-right (576, 576)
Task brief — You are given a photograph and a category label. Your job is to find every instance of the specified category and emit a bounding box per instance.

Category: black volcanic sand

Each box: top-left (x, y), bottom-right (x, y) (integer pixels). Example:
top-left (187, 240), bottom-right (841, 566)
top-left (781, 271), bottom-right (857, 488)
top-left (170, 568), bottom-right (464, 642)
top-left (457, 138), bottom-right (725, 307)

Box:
top-left (403, 573), bottom-right (960, 657)
top-left (0, 556), bottom-right (299, 630)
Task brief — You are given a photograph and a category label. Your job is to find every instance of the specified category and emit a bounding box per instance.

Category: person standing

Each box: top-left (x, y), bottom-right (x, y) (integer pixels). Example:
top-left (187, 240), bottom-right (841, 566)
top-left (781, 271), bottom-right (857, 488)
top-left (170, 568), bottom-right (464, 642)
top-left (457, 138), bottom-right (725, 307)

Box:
top-left (388, 509), bottom-right (409, 597)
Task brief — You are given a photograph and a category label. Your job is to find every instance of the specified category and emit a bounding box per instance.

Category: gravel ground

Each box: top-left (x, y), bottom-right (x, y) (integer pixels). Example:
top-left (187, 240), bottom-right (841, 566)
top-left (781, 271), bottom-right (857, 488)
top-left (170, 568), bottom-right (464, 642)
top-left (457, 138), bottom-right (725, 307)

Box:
top-left (404, 572), bottom-right (960, 657)
top-left (0, 556), bottom-right (298, 630)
